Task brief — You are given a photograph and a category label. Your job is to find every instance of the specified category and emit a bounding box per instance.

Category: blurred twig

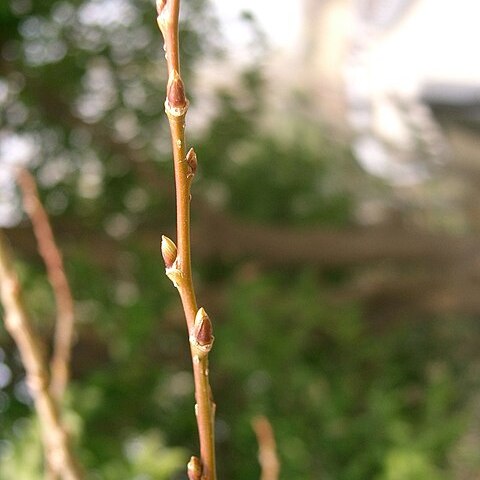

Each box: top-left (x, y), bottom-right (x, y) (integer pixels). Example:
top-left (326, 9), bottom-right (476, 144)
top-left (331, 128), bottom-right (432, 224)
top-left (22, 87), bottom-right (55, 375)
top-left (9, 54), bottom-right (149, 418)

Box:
top-left (252, 415), bottom-right (280, 480)
top-left (17, 168), bottom-right (75, 401)
top-left (0, 231), bottom-right (83, 480)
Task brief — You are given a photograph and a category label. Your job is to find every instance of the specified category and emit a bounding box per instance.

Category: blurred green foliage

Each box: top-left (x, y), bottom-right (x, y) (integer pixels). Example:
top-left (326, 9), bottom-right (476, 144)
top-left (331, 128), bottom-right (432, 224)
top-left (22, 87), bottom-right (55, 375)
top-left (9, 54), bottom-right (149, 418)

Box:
top-left (0, 0), bottom-right (480, 479)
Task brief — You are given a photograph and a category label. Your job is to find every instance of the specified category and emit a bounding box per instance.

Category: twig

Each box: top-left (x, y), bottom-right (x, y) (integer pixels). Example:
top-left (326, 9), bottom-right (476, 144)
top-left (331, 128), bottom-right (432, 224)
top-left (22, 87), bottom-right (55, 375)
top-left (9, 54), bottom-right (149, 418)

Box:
top-left (16, 168), bottom-right (75, 401)
top-left (156, 1), bottom-right (217, 479)
top-left (0, 231), bottom-right (83, 480)
top-left (252, 416), bottom-right (280, 480)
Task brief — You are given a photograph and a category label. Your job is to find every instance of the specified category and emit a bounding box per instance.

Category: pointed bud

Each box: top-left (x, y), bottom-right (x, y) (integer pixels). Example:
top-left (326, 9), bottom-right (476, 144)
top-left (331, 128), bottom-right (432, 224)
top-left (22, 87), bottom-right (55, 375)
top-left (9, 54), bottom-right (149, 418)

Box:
top-left (166, 72), bottom-right (188, 116)
top-left (156, 0), bottom-right (168, 36)
top-left (190, 307), bottom-right (214, 354)
top-left (194, 307), bottom-right (213, 346)
top-left (186, 148), bottom-right (197, 178)
top-left (161, 235), bottom-right (177, 269)
top-left (156, 0), bottom-right (167, 16)
top-left (187, 456), bottom-right (202, 480)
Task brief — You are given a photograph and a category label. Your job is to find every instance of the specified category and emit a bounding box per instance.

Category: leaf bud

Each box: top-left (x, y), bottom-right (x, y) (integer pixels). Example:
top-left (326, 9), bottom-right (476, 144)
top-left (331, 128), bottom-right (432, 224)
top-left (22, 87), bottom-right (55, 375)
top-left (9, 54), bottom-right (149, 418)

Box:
top-left (186, 148), bottom-right (197, 178)
top-left (156, 0), bottom-right (167, 16)
top-left (191, 307), bottom-right (214, 353)
top-left (187, 456), bottom-right (202, 480)
top-left (166, 72), bottom-right (188, 115)
top-left (161, 235), bottom-right (177, 269)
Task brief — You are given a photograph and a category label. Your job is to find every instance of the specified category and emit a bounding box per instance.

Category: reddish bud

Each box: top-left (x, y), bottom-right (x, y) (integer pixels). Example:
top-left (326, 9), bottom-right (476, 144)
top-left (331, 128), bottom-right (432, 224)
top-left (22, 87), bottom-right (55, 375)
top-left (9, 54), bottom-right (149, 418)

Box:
top-left (187, 456), bottom-right (202, 480)
top-left (161, 235), bottom-right (177, 269)
top-left (193, 307), bottom-right (214, 349)
top-left (167, 73), bottom-right (187, 110)
top-left (186, 148), bottom-right (197, 178)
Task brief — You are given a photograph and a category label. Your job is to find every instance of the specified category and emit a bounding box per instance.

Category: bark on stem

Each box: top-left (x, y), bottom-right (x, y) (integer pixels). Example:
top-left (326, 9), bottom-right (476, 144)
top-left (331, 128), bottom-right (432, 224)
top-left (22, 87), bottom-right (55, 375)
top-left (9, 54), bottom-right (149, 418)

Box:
top-left (157, 1), bottom-right (217, 479)
top-left (0, 231), bottom-right (83, 480)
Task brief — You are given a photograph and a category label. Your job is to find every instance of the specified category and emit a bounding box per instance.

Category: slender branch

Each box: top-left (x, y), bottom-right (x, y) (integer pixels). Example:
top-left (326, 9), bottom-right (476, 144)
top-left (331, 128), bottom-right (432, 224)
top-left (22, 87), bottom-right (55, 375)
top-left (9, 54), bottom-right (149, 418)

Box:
top-left (17, 168), bottom-right (75, 401)
top-left (156, 1), bottom-right (217, 479)
top-left (252, 416), bottom-right (280, 480)
top-left (0, 231), bottom-right (83, 480)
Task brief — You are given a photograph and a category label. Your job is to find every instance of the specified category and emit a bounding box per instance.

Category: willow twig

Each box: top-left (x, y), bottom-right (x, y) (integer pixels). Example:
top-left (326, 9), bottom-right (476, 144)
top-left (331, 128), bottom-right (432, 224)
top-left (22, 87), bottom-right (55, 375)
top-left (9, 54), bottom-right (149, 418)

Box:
top-left (156, 1), bottom-right (217, 479)
top-left (252, 416), bottom-right (280, 480)
top-left (0, 231), bottom-right (83, 480)
top-left (17, 168), bottom-right (75, 401)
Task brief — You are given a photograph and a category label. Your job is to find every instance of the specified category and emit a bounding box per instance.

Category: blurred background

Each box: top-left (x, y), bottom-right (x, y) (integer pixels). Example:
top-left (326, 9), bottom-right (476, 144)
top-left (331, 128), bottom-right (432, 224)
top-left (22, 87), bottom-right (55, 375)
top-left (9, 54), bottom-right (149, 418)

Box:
top-left (1, 0), bottom-right (480, 478)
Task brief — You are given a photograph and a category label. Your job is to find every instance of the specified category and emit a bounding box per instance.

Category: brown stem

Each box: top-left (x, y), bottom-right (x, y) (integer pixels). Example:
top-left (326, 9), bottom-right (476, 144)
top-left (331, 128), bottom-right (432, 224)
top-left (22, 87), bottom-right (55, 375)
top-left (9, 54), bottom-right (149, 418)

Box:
top-left (252, 416), bottom-right (280, 480)
top-left (0, 231), bottom-right (83, 480)
top-left (17, 169), bottom-right (75, 402)
top-left (157, 1), bottom-right (217, 479)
